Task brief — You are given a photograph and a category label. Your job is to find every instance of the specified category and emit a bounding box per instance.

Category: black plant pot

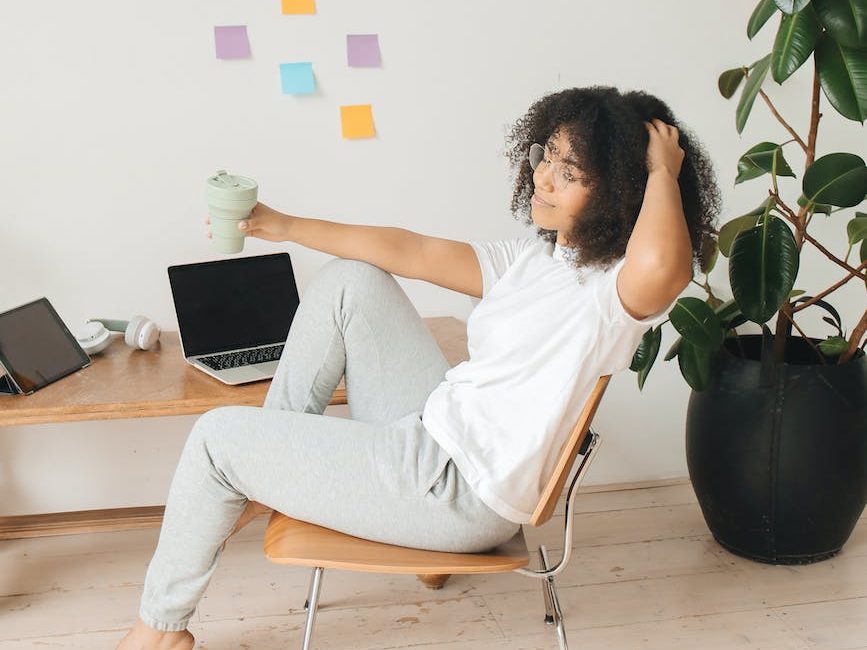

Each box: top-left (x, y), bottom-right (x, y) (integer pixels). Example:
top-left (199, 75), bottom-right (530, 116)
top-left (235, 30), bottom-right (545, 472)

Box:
top-left (685, 334), bottom-right (867, 564)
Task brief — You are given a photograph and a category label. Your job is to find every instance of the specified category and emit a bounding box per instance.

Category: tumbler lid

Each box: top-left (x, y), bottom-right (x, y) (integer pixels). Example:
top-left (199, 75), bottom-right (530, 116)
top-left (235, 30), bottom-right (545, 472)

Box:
top-left (206, 169), bottom-right (258, 201)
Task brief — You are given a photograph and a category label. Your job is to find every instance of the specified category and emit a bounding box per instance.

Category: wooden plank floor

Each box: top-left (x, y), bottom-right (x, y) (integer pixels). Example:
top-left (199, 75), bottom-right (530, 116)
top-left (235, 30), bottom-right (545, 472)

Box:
top-left (1, 481), bottom-right (865, 649)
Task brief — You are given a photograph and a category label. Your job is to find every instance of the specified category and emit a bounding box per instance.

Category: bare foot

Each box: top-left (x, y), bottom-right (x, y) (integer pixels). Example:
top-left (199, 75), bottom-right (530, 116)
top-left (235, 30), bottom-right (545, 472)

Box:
top-left (116, 617), bottom-right (195, 649)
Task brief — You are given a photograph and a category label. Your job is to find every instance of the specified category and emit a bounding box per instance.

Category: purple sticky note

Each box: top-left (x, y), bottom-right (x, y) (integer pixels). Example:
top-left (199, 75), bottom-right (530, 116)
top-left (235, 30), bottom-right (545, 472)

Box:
top-left (347, 34), bottom-right (381, 67)
top-left (214, 25), bottom-right (251, 60)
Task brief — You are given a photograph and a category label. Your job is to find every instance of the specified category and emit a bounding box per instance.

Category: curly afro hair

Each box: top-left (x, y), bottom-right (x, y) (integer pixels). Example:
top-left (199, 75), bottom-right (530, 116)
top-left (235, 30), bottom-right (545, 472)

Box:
top-left (505, 86), bottom-right (721, 272)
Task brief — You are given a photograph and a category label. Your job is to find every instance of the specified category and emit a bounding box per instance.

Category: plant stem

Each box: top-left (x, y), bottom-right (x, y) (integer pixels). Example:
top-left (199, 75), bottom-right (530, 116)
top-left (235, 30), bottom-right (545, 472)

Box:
top-left (801, 229), bottom-right (867, 279)
top-left (758, 88), bottom-right (808, 154)
top-left (793, 63), bottom-right (823, 248)
top-left (792, 260), bottom-right (867, 313)
top-left (771, 192), bottom-right (867, 280)
top-left (734, 331), bottom-right (746, 358)
top-left (771, 63), bottom-right (821, 363)
top-left (841, 308), bottom-right (867, 364)
top-left (771, 193), bottom-right (799, 222)
top-left (779, 308), bottom-right (827, 365)
top-left (691, 277), bottom-right (723, 305)
top-left (773, 302), bottom-right (794, 362)
top-left (805, 63), bottom-right (821, 168)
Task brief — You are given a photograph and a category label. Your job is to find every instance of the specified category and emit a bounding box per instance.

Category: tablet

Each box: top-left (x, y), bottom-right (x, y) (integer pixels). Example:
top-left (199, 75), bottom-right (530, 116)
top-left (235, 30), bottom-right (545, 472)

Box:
top-left (0, 297), bottom-right (91, 395)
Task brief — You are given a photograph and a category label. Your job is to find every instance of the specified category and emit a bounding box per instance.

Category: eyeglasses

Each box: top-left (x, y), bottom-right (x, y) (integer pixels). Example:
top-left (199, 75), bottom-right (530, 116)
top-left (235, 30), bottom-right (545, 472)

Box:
top-left (528, 143), bottom-right (582, 192)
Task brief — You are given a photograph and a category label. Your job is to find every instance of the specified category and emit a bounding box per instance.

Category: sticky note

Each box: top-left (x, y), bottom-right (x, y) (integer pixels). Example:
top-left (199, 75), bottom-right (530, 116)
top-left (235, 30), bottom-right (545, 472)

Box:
top-left (282, 0), bottom-right (316, 14)
top-left (340, 104), bottom-right (376, 139)
top-left (347, 34), bottom-right (381, 67)
top-left (280, 62), bottom-right (315, 94)
top-left (214, 26), bottom-right (251, 59)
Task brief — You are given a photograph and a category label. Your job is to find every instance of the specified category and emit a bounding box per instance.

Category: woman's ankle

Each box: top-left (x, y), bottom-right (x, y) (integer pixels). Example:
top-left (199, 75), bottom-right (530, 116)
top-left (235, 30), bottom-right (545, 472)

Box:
top-left (117, 617), bottom-right (194, 649)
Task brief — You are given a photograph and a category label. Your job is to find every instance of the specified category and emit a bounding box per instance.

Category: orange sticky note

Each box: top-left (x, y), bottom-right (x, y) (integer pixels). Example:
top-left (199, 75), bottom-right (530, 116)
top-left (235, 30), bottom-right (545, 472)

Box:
top-left (340, 104), bottom-right (376, 139)
top-left (282, 0), bottom-right (316, 14)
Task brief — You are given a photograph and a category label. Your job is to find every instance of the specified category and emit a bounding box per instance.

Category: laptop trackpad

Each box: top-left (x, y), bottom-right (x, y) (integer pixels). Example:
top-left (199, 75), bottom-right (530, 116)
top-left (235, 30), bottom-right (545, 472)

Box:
top-left (254, 360), bottom-right (280, 377)
top-left (219, 362), bottom-right (278, 383)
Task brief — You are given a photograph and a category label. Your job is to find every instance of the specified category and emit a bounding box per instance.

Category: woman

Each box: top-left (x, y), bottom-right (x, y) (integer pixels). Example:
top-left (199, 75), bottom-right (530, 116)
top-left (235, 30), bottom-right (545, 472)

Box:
top-left (118, 86), bottom-right (720, 649)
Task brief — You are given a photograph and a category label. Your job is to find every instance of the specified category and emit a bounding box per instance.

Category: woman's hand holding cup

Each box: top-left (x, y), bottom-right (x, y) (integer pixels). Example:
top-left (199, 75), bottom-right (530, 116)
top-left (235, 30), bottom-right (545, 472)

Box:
top-left (206, 202), bottom-right (293, 243)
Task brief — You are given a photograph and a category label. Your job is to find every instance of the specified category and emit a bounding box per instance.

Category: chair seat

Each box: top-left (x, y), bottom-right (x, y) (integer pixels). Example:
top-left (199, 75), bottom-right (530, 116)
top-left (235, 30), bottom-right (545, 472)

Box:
top-left (264, 512), bottom-right (530, 575)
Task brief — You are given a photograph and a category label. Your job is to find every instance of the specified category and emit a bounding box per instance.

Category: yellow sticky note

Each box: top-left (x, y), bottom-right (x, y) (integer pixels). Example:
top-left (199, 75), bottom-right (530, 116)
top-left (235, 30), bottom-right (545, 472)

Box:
top-left (282, 0), bottom-right (316, 14)
top-left (340, 104), bottom-right (376, 139)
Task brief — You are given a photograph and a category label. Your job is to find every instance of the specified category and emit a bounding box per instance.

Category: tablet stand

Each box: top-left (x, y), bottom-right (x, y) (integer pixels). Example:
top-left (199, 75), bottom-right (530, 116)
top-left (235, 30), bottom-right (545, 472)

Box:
top-left (0, 372), bottom-right (18, 395)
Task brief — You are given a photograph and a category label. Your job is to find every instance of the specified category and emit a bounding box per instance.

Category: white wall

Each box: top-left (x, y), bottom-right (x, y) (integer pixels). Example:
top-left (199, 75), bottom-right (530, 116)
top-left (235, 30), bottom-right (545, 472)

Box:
top-left (1, 1), bottom-right (864, 515)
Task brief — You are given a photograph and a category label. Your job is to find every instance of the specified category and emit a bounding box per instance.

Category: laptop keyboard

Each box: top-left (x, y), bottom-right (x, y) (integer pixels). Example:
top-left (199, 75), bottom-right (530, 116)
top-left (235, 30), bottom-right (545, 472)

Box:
top-left (198, 344), bottom-right (285, 371)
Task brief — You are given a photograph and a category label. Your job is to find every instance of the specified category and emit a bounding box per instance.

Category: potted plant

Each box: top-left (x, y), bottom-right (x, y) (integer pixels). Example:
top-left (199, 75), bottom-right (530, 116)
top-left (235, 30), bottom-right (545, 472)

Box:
top-left (630, 0), bottom-right (867, 564)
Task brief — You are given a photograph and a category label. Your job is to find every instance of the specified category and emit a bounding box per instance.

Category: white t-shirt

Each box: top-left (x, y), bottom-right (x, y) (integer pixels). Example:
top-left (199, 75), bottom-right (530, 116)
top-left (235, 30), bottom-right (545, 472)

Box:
top-left (421, 236), bottom-right (673, 523)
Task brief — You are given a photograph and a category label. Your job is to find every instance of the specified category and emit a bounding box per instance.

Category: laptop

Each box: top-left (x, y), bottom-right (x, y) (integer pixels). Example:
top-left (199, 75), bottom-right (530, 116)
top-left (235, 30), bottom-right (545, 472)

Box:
top-left (167, 253), bottom-right (300, 385)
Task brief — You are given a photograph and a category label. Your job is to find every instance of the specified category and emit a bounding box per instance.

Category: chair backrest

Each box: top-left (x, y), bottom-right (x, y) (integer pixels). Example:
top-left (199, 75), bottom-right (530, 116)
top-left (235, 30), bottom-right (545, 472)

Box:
top-left (528, 375), bottom-right (611, 527)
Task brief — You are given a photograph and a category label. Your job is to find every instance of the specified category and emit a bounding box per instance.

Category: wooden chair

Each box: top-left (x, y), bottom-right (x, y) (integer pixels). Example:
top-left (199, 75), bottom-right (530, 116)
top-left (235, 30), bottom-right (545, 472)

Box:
top-left (264, 375), bottom-right (611, 649)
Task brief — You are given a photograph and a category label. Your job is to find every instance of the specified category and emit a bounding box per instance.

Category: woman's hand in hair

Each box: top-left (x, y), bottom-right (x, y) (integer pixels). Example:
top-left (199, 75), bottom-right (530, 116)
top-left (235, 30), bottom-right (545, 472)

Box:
top-left (644, 119), bottom-right (684, 178)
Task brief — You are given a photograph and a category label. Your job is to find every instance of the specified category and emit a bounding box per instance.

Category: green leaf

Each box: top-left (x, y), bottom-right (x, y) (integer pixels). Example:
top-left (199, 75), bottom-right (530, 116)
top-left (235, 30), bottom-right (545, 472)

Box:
top-left (630, 326), bottom-right (655, 371)
top-left (848, 214), bottom-right (867, 244)
top-left (729, 216), bottom-right (800, 323)
top-left (720, 216), bottom-right (760, 258)
top-left (816, 32), bottom-right (867, 122)
top-left (719, 67), bottom-right (747, 99)
top-left (714, 298), bottom-right (746, 328)
top-left (631, 326), bottom-right (662, 390)
top-left (678, 340), bottom-right (716, 392)
top-left (774, 0), bottom-right (811, 13)
top-left (851, 214), bottom-right (866, 262)
top-left (789, 288), bottom-right (806, 297)
top-left (749, 0), bottom-right (780, 38)
top-left (736, 142), bottom-right (797, 184)
top-left (700, 235), bottom-right (719, 274)
top-left (664, 299), bottom-right (742, 364)
top-left (737, 54), bottom-right (772, 133)
top-left (669, 297), bottom-right (725, 351)
top-left (664, 338), bottom-right (681, 361)
top-left (714, 298), bottom-right (740, 322)
top-left (772, 6), bottom-right (822, 83)
top-left (792, 295), bottom-right (844, 332)
top-left (797, 193), bottom-right (834, 213)
top-left (718, 199), bottom-right (773, 257)
top-left (818, 335), bottom-right (849, 356)
top-left (803, 152), bottom-right (867, 207)
top-left (822, 315), bottom-right (844, 336)
top-left (812, 0), bottom-right (867, 48)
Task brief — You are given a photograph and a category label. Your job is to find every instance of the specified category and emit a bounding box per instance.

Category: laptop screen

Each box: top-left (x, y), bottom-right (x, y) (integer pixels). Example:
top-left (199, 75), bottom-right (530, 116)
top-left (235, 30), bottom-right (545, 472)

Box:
top-left (167, 253), bottom-right (300, 358)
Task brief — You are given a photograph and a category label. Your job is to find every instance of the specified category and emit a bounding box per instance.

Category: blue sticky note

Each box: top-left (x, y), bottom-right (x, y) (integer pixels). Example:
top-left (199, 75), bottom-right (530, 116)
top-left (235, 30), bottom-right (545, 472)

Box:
top-left (280, 62), bottom-right (315, 94)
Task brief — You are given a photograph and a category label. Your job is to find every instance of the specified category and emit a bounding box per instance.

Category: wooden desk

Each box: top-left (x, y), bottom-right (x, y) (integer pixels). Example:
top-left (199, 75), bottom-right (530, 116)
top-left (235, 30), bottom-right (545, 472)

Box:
top-left (0, 317), bottom-right (468, 539)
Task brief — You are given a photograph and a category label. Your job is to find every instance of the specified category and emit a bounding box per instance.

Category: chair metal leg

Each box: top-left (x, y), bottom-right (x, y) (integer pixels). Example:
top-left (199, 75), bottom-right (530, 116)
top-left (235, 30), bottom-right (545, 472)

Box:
top-left (303, 569), bottom-right (314, 610)
top-left (301, 567), bottom-right (324, 650)
top-left (539, 545), bottom-right (569, 650)
top-left (538, 546), bottom-right (555, 624)
top-left (549, 579), bottom-right (568, 650)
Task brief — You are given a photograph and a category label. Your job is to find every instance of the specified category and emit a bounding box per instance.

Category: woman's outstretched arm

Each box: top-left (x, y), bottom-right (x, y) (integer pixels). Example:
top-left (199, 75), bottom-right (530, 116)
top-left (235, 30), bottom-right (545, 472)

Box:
top-left (210, 204), bottom-right (483, 297)
top-left (210, 203), bottom-right (425, 279)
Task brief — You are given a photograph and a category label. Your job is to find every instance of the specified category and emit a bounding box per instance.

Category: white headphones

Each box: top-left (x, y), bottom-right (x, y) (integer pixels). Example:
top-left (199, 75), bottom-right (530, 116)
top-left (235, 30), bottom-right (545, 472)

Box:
top-left (74, 317), bottom-right (161, 355)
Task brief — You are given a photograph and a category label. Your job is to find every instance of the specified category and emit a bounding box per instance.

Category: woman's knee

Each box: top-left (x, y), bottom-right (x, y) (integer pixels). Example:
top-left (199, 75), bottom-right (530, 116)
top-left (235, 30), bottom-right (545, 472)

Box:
top-left (314, 258), bottom-right (395, 294)
top-left (185, 406), bottom-right (249, 461)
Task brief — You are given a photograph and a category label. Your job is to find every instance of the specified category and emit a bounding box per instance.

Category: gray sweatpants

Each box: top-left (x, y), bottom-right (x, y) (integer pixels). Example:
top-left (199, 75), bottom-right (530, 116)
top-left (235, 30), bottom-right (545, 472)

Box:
top-left (138, 258), bottom-right (520, 632)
